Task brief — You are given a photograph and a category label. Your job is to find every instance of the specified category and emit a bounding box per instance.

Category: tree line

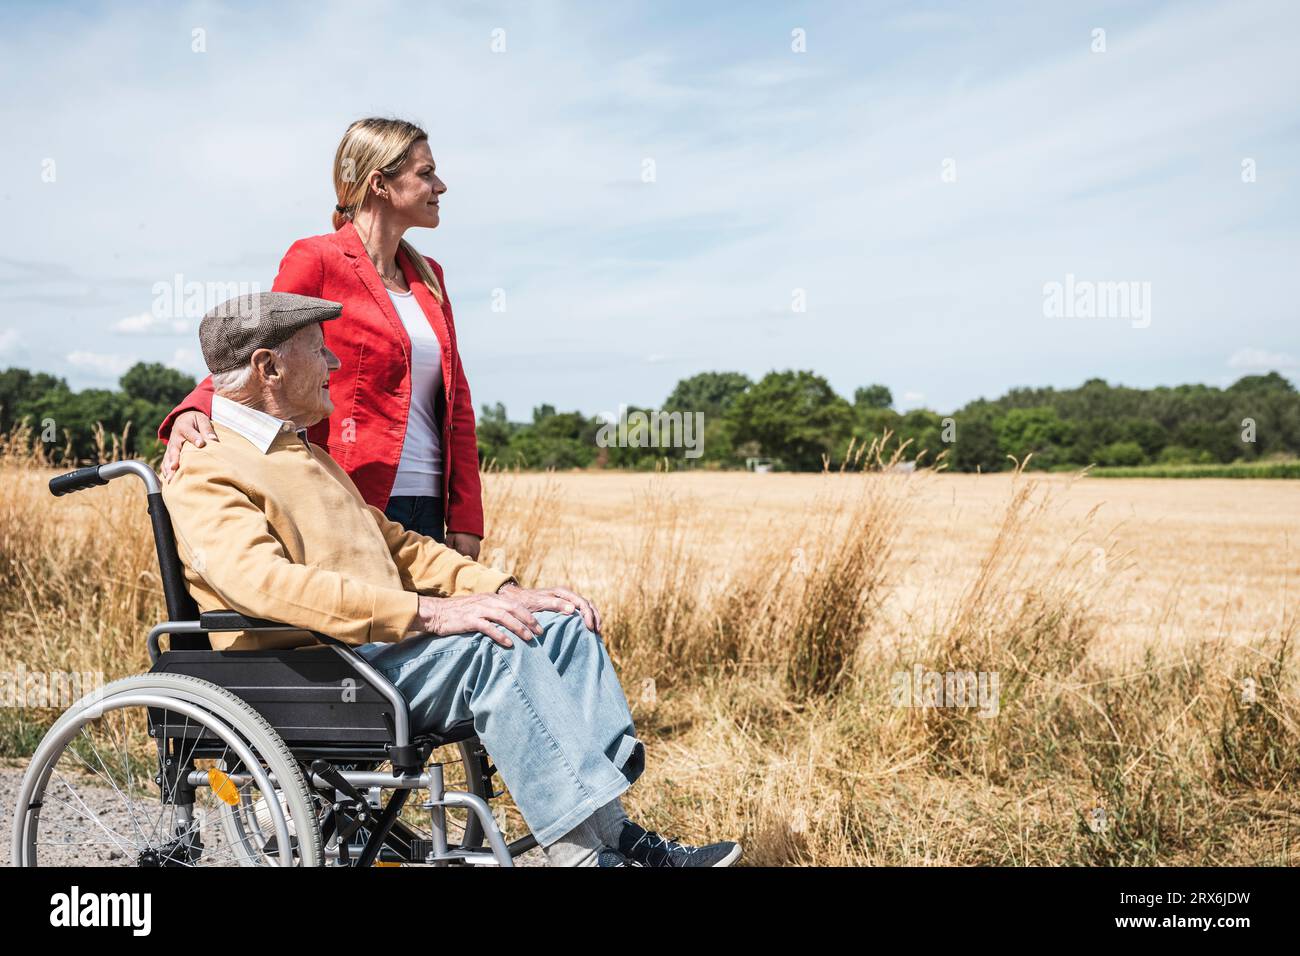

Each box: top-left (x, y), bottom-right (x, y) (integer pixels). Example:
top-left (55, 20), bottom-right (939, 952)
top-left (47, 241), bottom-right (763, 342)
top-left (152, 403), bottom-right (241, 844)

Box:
top-left (2, 363), bottom-right (1296, 472)
top-left (472, 369), bottom-right (1300, 472)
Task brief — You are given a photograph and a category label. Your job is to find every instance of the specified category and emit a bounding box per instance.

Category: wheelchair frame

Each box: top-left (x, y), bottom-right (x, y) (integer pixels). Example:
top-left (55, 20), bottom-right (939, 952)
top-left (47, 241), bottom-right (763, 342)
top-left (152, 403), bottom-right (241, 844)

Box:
top-left (11, 459), bottom-right (539, 867)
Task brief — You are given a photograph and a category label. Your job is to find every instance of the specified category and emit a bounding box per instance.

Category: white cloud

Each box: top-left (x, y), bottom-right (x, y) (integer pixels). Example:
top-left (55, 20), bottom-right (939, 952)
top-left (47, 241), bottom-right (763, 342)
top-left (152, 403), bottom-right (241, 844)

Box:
top-left (0, 327), bottom-right (19, 355)
top-left (65, 350), bottom-right (133, 378)
top-left (902, 391), bottom-right (926, 403)
top-left (1227, 347), bottom-right (1299, 371)
top-left (113, 312), bottom-right (191, 335)
top-left (168, 347), bottom-right (203, 374)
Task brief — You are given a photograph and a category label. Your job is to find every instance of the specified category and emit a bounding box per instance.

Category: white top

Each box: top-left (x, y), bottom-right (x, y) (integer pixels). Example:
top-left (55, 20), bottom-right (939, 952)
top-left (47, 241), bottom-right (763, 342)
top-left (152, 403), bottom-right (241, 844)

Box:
top-left (387, 287), bottom-right (444, 496)
top-left (210, 393), bottom-right (307, 454)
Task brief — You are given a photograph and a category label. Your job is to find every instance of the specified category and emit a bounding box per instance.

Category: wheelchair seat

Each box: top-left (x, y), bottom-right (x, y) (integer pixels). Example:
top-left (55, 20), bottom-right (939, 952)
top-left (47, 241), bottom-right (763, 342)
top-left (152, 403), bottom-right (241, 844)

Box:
top-left (150, 646), bottom-right (479, 758)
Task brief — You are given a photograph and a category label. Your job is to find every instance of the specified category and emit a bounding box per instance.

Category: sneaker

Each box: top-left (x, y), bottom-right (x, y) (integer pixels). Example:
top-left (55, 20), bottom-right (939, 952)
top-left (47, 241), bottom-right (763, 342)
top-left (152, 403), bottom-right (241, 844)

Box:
top-left (597, 845), bottom-right (638, 867)
top-left (618, 820), bottom-right (742, 867)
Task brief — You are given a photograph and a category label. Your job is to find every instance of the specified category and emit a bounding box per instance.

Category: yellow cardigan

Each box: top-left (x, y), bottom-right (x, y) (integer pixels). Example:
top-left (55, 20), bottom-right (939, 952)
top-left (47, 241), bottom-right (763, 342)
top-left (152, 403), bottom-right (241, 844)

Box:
top-left (162, 421), bottom-right (513, 650)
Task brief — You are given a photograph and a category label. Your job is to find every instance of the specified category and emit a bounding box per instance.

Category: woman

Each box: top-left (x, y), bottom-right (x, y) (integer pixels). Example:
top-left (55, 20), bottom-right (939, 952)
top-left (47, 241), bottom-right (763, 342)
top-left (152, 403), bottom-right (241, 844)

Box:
top-left (159, 118), bottom-right (484, 557)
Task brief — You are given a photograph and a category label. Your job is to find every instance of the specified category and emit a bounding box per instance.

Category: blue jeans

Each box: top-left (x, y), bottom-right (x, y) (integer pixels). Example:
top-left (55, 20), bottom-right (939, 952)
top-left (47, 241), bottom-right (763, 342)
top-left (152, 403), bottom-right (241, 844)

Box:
top-left (354, 610), bottom-right (645, 847)
top-left (384, 495), bottom-right (445, 542)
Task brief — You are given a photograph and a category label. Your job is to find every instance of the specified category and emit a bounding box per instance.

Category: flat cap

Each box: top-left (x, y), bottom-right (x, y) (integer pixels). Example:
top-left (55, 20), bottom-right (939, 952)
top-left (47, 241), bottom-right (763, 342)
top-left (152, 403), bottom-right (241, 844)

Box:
top-left (198, 292), bottom-right (342, 374)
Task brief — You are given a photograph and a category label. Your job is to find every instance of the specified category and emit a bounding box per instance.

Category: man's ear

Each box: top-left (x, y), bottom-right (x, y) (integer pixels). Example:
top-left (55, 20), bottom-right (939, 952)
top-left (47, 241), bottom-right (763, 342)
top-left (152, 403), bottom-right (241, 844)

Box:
top-left (250, 347), bottom-right (281, 386)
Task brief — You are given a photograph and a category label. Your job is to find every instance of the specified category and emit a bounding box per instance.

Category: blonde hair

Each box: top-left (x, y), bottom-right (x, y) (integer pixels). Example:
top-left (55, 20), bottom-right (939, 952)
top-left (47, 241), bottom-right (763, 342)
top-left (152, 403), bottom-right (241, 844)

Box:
top-left (332, 117), bottom-right (444, 304)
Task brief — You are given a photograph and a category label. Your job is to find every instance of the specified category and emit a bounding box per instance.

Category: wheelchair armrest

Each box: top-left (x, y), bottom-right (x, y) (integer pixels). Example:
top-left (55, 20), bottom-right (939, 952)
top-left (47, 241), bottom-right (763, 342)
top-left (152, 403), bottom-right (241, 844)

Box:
top-left (149, 611), bottom-right (306, 664)
top-left (198, 611), bottom-right (363, 662)
top-left (199, 610), bottom-right (300, 632)
top-left (197, 612), bottom-right (359, 662)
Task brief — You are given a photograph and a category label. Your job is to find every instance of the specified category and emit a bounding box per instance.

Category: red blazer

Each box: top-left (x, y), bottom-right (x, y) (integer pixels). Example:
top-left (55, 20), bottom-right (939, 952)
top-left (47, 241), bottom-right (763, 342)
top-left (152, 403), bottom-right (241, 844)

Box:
top-left (158, 221), bottom-right (487, 537)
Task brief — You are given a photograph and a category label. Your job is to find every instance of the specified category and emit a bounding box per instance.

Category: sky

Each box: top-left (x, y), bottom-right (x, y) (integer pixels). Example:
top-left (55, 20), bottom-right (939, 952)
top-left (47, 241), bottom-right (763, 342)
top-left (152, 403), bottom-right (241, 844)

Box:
top-left (1, 0), bottom-right (1297, 419)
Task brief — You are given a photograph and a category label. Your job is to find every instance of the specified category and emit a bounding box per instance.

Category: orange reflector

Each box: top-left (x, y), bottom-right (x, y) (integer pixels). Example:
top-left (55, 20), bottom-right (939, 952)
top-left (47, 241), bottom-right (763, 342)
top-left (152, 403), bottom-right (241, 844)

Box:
top-left (207, 768), bottom-right (240, 806)
top-left (374, 861), bottom-right (401, 867)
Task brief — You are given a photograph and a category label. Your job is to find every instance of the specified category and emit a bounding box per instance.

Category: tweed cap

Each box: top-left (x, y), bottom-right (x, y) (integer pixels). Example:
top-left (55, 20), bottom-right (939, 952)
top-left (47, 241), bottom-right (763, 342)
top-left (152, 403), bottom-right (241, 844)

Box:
top-left (198, 292), bottom-right (342, 374)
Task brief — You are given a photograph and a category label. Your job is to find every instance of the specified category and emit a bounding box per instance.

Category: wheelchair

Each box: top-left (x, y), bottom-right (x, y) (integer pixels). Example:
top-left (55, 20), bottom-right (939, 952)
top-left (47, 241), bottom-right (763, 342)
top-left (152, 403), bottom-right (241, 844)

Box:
top-left (11, 460), bottom-right (539, 866)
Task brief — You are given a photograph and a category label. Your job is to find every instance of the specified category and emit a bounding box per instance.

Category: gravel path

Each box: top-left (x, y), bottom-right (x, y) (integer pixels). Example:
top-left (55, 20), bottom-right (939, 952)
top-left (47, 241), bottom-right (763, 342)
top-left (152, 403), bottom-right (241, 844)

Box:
top-left (2, 758), bottom-right (546, 867)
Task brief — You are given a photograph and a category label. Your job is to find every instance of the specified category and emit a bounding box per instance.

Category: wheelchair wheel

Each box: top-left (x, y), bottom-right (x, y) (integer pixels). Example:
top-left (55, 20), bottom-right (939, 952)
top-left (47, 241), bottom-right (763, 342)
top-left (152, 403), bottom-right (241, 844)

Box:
top-left (11, 672), bottom-right (323, 867)
top-left (216, 771), bottom-right (303, 866)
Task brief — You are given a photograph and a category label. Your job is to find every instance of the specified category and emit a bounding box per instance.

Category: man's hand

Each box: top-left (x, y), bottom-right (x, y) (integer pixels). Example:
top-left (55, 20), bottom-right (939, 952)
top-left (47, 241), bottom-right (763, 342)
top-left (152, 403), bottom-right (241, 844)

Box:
top-left (498, 583), bottom-right (602, 634)
top-left (162, 410), bottom-right (218, 482)
top-left (413, 592), bottom-right (544, 648)
top-left (445, 532), bottom-right (481, 560)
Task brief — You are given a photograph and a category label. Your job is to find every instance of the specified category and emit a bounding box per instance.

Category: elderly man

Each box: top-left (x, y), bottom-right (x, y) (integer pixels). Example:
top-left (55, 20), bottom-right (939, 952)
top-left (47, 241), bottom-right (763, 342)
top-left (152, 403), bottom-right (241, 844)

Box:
top-left (162, 292), bottom-right (740, 868)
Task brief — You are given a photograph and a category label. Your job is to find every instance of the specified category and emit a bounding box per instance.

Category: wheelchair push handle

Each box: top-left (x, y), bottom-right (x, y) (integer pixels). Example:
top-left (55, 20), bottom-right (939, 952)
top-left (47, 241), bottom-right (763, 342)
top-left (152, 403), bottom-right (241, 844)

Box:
top-left (48, 460), bottom-right (163, 498)
top-left (49, 465), bottom-right (109, 497)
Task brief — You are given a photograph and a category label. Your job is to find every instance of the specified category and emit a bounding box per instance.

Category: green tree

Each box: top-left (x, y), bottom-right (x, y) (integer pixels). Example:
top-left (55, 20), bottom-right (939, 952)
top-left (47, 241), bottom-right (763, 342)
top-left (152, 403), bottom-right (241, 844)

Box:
top-left (853, 384), bottom-right (893, 410)
top-left (0, 368), bottom-right (69, 433)
top-left (1096, 440), bottom-right (1145, 467)
top-left (120, 362), bottom-right (196, 407)
top-left (996, 406), bottom-right (1076, 468)
top-left (950, 411), bottom-right (1004, 472)
top-left (726, 370), bottom-right (854, 470)
top-left (476, 402), bottom-right (514, 466)
top-left (598, 405), bottom-right (670, 469)
top-left (495, 403), bottom-right (600, 470)
top-left (663, 371), bottom-right (752, 418)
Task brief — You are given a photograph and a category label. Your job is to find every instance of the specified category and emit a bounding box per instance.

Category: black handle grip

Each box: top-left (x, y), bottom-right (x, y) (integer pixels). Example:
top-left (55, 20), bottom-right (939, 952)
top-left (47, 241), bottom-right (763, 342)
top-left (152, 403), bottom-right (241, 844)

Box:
top-left (49, 465), bottom-right (107, 497)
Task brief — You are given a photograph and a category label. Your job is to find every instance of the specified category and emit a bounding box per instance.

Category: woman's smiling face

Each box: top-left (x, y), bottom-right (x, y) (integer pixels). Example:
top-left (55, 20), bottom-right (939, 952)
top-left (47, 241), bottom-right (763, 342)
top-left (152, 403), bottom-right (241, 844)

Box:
top-left (380, 139), bottom-right (446, 229)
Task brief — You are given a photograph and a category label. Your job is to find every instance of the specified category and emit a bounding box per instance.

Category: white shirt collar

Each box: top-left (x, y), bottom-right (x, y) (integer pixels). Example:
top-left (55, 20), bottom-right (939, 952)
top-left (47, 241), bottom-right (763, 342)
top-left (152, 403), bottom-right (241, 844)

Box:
top-left (211, 393), bottom-right (308, 454)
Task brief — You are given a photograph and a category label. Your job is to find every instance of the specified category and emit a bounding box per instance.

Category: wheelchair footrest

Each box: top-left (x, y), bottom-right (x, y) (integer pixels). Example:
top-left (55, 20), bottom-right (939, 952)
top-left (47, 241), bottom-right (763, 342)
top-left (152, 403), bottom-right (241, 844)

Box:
top-left (406, 839), bottom-right (502, 865)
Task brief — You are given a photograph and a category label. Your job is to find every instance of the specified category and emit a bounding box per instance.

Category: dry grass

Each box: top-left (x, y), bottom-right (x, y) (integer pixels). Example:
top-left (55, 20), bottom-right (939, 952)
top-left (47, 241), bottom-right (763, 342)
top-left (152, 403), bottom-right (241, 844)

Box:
top-left (1, 432), bottom-right (1297, 865)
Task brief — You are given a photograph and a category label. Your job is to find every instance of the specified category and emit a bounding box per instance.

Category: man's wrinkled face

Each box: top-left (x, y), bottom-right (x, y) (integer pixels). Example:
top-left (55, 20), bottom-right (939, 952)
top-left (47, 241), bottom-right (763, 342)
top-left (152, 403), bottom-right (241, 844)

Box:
top-left (269, 322), bottom-right (341, 427)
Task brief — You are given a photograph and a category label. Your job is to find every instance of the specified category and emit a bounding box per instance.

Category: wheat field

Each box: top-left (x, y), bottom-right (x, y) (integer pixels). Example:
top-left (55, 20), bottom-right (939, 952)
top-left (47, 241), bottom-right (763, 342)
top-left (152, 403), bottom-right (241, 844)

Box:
top-left (2, 448), bottom-right (1298, 865)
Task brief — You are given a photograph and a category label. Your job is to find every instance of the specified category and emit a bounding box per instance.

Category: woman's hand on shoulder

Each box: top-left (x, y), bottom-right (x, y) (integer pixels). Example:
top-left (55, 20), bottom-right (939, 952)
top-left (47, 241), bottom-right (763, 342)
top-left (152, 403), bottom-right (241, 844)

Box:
top-left (161, 411), bottom-right (217, 482)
